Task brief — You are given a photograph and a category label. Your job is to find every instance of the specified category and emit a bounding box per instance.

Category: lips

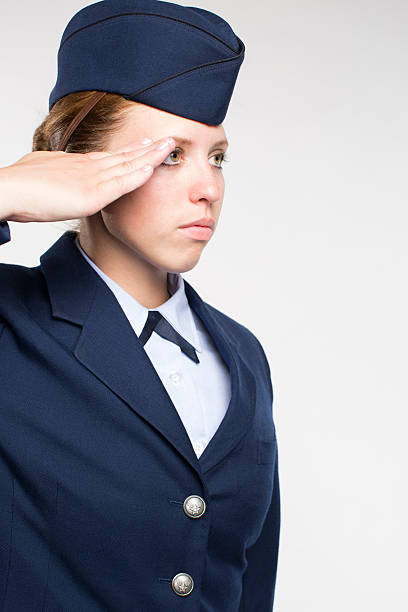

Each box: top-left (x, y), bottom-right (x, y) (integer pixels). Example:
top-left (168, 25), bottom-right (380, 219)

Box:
top-left (179, 217), bottom-right (215, 230)
top-left (179, 225), bottom-right (213, 240)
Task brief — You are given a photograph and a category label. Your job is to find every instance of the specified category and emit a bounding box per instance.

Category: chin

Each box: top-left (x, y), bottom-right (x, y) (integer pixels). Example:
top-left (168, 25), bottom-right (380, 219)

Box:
top-left (159, 252), bottom-right (203, 274)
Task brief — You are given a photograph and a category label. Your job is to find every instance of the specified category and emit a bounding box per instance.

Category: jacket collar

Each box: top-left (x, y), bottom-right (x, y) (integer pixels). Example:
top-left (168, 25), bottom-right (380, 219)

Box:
top-left (40, 230), bottom-right (256, 476)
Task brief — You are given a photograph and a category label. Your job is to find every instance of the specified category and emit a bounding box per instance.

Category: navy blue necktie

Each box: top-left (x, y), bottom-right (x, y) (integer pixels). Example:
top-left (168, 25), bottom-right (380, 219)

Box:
top-left (138, 310), bottom-right (199, 364)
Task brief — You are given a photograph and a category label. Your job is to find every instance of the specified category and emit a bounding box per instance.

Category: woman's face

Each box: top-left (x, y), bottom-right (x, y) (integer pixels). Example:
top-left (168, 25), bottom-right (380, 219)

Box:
top-left (100, 103), bottom-right (228, 274)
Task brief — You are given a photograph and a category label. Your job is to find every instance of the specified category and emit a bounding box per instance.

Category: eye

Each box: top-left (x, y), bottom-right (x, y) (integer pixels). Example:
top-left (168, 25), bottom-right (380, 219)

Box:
top-left (161, 148), bottom-right (229, 168)
top-left (210, 152), bottom-right (229, 169)
top-left (161, 148), bottom-right (183, 166)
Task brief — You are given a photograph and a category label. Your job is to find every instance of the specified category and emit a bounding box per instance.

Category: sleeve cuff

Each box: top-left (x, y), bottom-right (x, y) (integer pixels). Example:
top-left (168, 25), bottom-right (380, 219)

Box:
top-left (0, 220), bottom-right (11, 245)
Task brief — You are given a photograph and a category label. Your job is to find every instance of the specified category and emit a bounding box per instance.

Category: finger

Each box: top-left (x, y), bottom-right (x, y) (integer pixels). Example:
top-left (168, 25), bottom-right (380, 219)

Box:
top-left (86, 150), bottom-right (146, 171)
top-left (95, 163), bottom-right (155, 205)
top-left (86, 151), bottom-right (114, 160)
top-left (87, 138), bottom-right (173, 172)
top-left (97, 139), bottom-right (175, 179)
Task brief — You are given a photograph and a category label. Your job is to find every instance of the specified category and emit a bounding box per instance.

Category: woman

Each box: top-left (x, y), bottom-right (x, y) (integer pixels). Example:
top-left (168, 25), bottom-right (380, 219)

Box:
top-left (0, 1), bottom-right (280, 610)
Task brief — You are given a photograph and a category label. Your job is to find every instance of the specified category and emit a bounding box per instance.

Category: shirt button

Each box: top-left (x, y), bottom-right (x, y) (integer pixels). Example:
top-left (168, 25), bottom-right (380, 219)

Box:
top-left (169, 370), bottom-right (182, 385)
top-left (171, 572), bottom-right (194, 596)
top-left (183, 495), bottom-right (206, 519)
top-left (193, 441), bottom-right (204, 457)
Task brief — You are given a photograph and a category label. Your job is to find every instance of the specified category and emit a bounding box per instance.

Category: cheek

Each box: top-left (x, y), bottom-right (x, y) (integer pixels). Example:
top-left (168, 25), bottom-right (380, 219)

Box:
top-left (102, 176), bottom-right (178, 235)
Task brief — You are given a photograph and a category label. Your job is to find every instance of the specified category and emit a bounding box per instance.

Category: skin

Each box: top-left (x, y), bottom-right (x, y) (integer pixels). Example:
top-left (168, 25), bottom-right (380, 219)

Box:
top-left (78, 103), bottom-right (229, 309)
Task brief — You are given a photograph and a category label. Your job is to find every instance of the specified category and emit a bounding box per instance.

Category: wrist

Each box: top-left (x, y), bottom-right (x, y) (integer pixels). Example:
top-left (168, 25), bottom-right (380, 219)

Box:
top-left (0, 166), bottom-right (24, 222)
top-left (0, 167), bottom-right (15, 221)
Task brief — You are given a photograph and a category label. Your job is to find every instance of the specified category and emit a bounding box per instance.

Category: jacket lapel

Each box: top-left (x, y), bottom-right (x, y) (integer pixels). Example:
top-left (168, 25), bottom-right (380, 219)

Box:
top-left (182, 279), bottom-right (257, 474)
top-left (40, 231), bottom-right (256, 477)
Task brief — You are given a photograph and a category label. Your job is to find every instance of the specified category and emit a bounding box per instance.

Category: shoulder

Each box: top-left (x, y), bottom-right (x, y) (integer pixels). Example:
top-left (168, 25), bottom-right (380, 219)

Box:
top-left (205, 300), bottom-right (274, 402)
top-left (0, 262), bottom-right (47, 329)
top-left (204, 302), bottom-right (271, 372)
top-left (205, 301), bottom-right (258, 345)
top-left (0, 260), bottom-right (42, 298)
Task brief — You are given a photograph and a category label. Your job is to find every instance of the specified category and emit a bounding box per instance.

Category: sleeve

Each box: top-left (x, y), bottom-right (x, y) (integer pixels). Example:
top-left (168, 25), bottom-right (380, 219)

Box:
top-left (0, 221), bottom-right (11, 245)
top-left (239, 447), bottom-right (281, 612)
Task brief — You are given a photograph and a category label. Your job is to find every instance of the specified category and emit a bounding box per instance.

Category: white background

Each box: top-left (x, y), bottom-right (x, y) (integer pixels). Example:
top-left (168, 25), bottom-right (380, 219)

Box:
top-left (1, 1), bottom-right (407, 610)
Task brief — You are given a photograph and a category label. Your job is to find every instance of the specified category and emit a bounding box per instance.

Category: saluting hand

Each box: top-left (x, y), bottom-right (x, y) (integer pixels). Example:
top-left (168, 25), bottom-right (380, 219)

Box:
top-left (0, 137), bottom-right (175, 223)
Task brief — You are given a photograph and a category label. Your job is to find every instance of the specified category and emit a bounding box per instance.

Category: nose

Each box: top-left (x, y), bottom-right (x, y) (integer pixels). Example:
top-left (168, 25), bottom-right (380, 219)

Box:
top-left (188, 159), bottom-right (224, 206)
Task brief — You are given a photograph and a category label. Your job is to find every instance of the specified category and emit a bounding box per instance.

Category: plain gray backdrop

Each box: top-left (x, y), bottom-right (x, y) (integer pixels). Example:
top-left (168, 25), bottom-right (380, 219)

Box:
top-left (1, 1), bottom-right (407, 610)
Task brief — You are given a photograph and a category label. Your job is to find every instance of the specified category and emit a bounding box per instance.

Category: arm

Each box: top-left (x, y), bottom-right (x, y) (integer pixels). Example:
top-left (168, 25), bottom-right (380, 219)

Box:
top-left (239, 448), bottom-right (281, 612)
top-left (0, 138), bottom-right (182, 248)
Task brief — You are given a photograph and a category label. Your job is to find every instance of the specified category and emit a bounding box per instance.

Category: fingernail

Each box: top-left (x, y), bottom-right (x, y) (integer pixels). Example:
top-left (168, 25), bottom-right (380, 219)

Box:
top-left (141, 138), bottom-right (153, 145)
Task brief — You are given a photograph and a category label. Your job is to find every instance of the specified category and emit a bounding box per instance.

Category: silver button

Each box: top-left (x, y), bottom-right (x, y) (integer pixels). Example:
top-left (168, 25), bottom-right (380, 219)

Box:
top-left (171, 572), bottom-right (194, 596)
top-left (183, 495), bottom-right (206, 519)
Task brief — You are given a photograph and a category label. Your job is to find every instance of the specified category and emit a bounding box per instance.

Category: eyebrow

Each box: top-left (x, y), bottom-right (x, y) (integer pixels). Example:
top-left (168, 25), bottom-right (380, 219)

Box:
top-left (169, 136), bottom-right (229, 150)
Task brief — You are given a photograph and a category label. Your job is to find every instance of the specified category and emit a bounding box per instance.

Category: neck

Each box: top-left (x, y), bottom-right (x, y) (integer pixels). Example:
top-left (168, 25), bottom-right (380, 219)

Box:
top-left (78, 216), bottom-right (172, 309)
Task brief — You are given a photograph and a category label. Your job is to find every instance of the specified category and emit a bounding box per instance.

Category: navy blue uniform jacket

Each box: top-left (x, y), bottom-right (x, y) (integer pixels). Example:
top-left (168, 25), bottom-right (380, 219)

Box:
top-left (0, 222), bottom-right (280, 611)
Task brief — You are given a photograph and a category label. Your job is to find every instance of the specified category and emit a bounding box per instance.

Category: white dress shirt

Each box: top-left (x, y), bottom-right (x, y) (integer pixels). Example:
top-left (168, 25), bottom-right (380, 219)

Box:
top-left (74, 236), bottom-right (231, 459)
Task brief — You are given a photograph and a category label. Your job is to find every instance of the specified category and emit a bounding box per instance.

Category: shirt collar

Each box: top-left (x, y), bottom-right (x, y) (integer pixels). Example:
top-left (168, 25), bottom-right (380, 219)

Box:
top-left (74, 236), bottom-right (202, 353)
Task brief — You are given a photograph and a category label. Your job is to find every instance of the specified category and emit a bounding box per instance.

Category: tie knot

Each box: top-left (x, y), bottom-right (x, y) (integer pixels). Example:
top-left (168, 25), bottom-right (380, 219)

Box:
top-left (147, 310), bottom-right (163, 326)
top-left (138, 309), bottom-right (199, 363)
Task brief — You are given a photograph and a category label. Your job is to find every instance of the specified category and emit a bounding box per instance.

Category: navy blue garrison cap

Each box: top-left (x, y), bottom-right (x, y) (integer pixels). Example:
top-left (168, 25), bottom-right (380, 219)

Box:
top-left (49, 0), bottom-right (245, 128)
